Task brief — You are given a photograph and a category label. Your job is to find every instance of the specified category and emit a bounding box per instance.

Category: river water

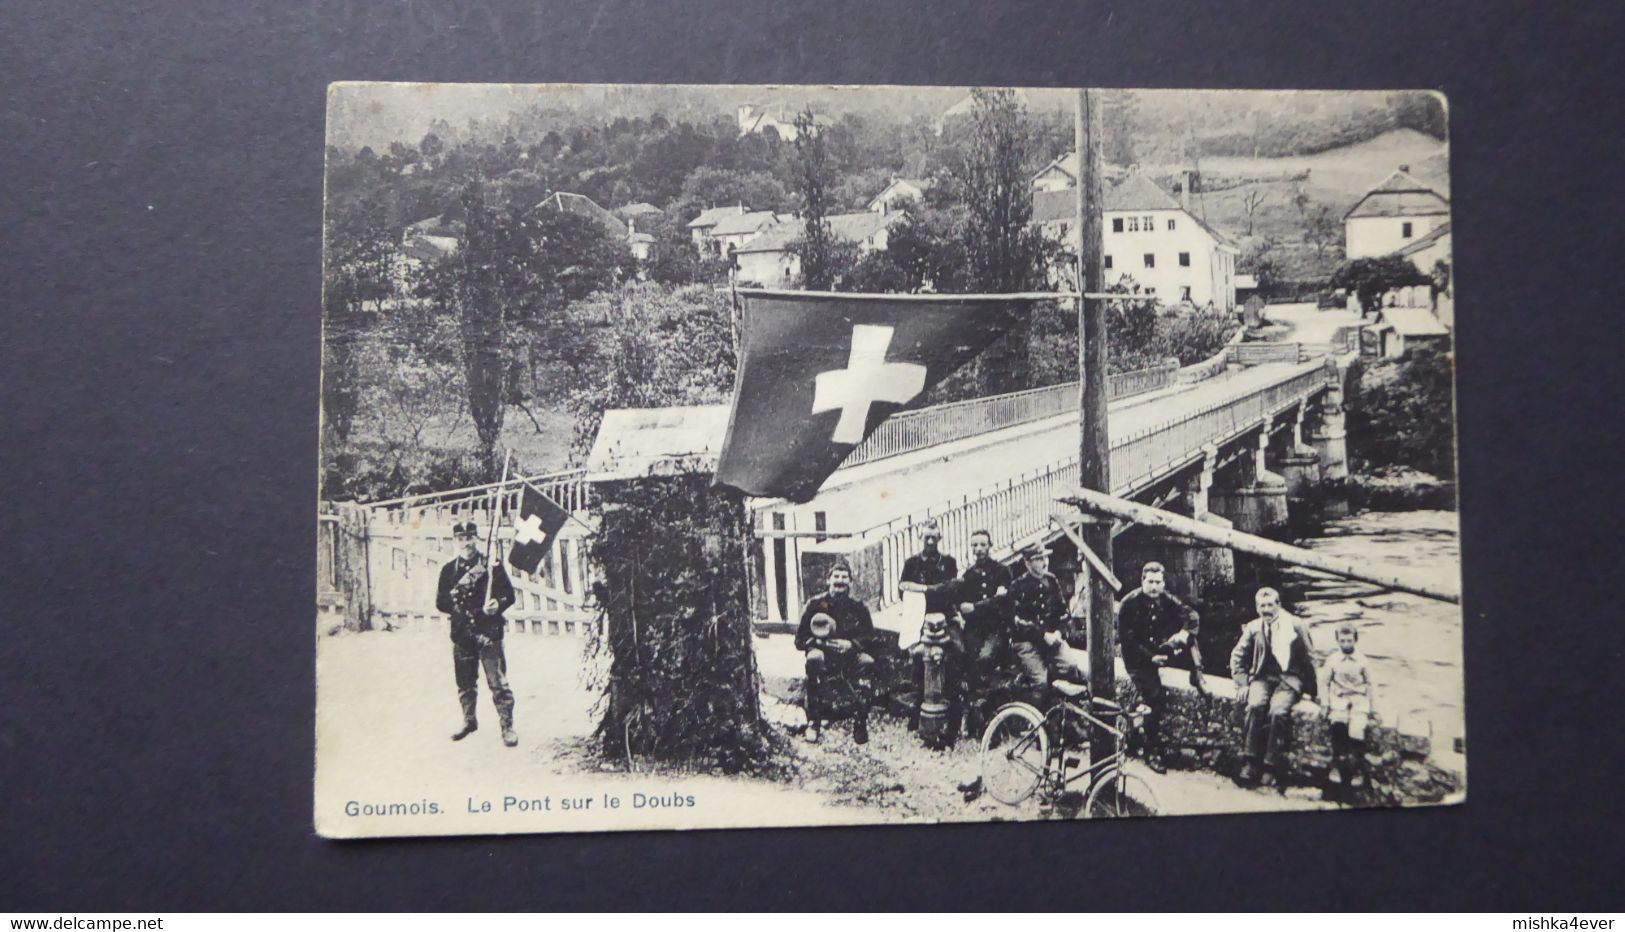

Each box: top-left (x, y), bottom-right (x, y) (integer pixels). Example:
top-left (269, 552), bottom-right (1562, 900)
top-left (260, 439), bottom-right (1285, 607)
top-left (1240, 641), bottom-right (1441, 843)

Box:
top-left (1276, 509), bottom-right (1464, 758)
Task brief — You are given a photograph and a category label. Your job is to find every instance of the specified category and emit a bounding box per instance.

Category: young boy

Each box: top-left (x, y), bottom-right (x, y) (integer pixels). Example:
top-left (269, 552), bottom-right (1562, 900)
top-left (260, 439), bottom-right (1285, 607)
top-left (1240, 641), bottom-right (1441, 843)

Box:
top-left (1323, 622), bottom-right (1377, 793)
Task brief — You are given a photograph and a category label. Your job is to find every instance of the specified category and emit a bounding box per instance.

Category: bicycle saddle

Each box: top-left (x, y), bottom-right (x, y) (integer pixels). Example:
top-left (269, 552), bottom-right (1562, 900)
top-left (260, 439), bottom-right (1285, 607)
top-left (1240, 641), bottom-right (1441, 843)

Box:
top-left (1052, 679), bottom-right (1089, 698)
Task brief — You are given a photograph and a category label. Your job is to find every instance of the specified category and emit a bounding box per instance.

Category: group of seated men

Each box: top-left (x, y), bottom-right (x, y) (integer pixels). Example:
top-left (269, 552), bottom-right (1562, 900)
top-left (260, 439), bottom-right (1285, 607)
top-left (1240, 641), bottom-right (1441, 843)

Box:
top-left (794, 523), bottom-right (1376, 792)
top-left (794, 522), bottom-right (1105, 750)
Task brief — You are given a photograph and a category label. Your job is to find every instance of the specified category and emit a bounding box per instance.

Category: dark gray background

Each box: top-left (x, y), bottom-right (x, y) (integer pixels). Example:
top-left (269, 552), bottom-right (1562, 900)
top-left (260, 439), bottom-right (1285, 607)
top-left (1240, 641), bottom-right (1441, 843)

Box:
top-left (2, 0), bottom-right (1621, 911)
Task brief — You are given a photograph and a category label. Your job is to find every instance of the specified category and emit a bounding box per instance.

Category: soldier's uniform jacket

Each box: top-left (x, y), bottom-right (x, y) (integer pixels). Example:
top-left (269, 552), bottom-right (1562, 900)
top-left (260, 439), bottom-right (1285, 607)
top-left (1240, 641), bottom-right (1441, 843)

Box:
top-left (900, 550), bottom-right (959, 616)
top-left (1117, 587), bottom-right (1200, 673)
top-left (794, 589), bottom-right (878, 653)
top-left (1005, 570), bottom-right (1066, 645)
top-left (436, 552), bottom-right (516, 649)
top-left (957, 556), bottom-right (1013, 631)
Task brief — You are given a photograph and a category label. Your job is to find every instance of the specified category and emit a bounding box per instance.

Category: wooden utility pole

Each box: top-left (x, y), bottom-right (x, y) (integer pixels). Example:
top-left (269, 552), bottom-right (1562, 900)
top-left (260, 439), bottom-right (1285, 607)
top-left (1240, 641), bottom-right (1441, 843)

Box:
top-left (1076, 89), bottom-right (1117, 764)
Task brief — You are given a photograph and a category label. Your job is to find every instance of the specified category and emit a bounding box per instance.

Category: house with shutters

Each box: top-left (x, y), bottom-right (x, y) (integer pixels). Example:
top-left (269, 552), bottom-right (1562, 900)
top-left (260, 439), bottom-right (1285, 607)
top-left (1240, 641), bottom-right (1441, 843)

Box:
top-left (1031, 170), bottom-right (1240, 311)
top-left (1343, 166), bottom-right (1451, 260)
top-left (733, 211), bottom-right (902, 289)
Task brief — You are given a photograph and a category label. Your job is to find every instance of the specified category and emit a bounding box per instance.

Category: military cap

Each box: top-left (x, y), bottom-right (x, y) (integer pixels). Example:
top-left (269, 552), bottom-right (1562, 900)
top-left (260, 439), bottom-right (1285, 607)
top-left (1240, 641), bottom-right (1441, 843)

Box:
top-left (452, 521), bottom-right (479, 538)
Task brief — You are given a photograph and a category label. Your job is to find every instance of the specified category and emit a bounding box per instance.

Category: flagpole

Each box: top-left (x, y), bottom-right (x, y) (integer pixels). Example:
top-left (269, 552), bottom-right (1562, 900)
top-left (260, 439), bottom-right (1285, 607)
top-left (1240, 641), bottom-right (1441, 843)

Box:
top-left (1075, 88), bottom-right (1117, 768)
top-left (483, 447), bottom-right (513, 605)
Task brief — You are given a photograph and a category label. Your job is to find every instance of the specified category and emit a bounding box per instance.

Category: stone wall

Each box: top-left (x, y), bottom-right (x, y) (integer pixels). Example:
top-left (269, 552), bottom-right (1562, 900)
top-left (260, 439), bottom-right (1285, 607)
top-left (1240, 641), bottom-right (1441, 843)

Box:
top-left (1118, 662), bottom-right (1464, 805)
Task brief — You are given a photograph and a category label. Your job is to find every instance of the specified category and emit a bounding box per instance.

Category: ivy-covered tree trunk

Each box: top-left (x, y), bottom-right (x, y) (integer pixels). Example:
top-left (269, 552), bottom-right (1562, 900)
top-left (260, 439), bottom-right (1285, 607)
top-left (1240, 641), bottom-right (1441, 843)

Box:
top-left (590, 475), bottom-right (772, 773)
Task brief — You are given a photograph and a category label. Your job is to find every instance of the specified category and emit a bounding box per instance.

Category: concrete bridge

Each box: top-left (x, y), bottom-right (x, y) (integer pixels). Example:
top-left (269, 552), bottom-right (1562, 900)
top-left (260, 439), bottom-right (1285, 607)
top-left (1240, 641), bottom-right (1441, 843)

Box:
top-left (318, 333), bottom-right (1358, 643)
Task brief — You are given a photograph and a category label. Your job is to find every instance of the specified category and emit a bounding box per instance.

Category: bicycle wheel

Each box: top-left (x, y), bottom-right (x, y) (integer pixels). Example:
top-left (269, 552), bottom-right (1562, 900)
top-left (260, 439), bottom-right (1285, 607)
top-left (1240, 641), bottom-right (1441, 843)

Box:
top-left (980, 703), bottom-right (1049, 805)
top-left (1083, 766), bottom-right (1160, 819)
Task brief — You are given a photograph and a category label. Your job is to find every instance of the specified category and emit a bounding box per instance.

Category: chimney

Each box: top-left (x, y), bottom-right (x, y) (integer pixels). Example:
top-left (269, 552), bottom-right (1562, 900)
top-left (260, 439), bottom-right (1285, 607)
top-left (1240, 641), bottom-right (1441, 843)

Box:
top-left (1398, 164), bottom-right (1410, 173)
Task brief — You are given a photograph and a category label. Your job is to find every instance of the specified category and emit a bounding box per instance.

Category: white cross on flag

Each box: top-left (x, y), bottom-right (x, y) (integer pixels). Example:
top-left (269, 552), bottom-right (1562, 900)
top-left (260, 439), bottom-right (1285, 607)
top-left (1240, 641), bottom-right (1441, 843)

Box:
top-left (506, 483), bottom-right (571, 575)
top-left (714, 289), bottom-right (1043, 503)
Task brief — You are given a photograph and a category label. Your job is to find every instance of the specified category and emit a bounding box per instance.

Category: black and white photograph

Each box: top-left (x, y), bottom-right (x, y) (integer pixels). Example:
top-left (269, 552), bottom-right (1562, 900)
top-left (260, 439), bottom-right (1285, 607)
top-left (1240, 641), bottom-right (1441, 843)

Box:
top-left (314, 82), bottom-right (1462, 838)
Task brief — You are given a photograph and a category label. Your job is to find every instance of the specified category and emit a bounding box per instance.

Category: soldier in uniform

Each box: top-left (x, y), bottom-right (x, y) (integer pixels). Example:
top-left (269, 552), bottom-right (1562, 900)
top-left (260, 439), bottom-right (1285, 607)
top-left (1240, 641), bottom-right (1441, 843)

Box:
top-left (1116, 561), bottom-right (1203, 773)
top-left (795, 561), bottom-right (880, 745)
top-left (435, 521), bottom-right (518, 747)
top-left (899, 521), bottom-right (964, 736)
top-left (1005, 543), bottom-right (1069, 709)
top-left (955, 529), bottom-right (1012, 724)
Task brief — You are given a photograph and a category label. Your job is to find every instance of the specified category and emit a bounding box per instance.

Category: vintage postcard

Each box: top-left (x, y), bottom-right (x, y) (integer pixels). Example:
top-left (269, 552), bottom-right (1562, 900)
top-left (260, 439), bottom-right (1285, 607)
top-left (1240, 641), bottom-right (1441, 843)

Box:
top-left (315, 83), bottom-right (1462, 838)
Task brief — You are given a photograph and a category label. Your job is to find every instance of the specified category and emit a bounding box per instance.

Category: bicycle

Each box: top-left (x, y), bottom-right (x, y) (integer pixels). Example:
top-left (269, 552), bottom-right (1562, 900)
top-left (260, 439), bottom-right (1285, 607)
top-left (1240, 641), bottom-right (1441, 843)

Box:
top-left (978, 679), bottom-right (1161, 818)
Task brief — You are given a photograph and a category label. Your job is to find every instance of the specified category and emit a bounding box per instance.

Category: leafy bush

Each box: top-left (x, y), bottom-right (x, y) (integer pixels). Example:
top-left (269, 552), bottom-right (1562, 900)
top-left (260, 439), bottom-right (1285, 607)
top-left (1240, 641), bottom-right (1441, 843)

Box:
top-left (589, 475), bottom-right (781, 772)
top-left (1347, 349), bottom-right (1456, 479)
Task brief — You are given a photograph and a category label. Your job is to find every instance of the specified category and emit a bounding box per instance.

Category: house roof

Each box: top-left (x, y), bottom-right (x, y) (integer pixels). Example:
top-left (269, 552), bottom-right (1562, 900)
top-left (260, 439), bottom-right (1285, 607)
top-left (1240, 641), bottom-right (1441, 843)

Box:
top-left (1377, 306), bottom-right (1449, 337)
top-left (736, 211), bottom-right (901, 254)
top-left (1395, 220), bottom-right (1452, 258)
top-left (1345, 169), bottom-right (1451, 219)
top-left (401, 234), bottom-right (459, 264)
top-left (537, 191), bottom-right (628, 239)
top-left (1034, 151), bottom-right (1079, 184)
top-left (866, 177), bottom-right (934, 210)
top-left (709, 210), bottom-right (782, 238)
top-left (687, 205), bottom-right (748, 229)
top-left (405, 215), bottom-right (465, 238)
top-left (616, 202), bottom-right (663, 219)
top-left (1105, 173), bottom-right (1183, 212)
top-left (584, 404), bottom-right (730, 481)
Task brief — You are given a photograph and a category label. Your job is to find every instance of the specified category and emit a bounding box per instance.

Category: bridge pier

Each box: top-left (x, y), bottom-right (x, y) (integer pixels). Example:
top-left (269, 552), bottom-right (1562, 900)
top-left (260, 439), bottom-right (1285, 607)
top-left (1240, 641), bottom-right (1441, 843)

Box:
top-left (1274, 401), bottom-right (1323, 501)
top-left (1117, 446), bottom-right (1236, 604)
top-left (1306, 362), bottom-right (1352, 517)
top-left (1209, 418), bottom-right (1291, 537)
top-left (1308, 362), bottom-right (1350, 481)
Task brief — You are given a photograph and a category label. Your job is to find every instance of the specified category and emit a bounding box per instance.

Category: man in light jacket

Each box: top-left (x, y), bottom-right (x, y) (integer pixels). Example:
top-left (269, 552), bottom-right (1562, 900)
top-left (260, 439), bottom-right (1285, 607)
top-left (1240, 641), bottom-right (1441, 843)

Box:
top-left (1230, 587), bottom-right (1319, 787)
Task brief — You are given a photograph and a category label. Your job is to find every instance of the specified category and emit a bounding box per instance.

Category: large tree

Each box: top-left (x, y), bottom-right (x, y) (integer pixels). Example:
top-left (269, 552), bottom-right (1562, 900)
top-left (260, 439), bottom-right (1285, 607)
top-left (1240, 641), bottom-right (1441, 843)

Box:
top-left (955, 88), bottom-right (1054, 394)
top-left (1330, 255), bottom-right (1431, 315)
top-left (789, 108), bottom-right (853, 290)
top-left (419, 178), bottom-right (627, 473)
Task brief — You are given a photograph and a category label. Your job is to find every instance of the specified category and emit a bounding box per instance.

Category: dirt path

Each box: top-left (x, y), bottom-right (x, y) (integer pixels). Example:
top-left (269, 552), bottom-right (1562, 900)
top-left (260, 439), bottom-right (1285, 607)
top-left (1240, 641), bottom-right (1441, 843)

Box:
top-left (315, 629), bottom-right (1332, 837)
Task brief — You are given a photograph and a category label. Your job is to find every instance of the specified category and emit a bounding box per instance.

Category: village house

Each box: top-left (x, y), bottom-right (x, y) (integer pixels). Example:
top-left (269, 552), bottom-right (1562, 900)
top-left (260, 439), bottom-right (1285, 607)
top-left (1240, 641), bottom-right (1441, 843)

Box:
top-left (733, 211), bottom-right (902, 289)
top-left (686, 204), bottom-right (749, 254)
top-left (1343, 165), bottom-right (1451, 260)
top-left (1031, 170), bottom-right (1241, 311)
top-left (536, 191), bottom-right (629, 242)
top-left (706, 210), bottom-right (785, 260)
top-left (736, 104), bottom-right (830, 141)
top-left (866, 177), bottom-right (932, 213)
top-left (1030, 151), bottom-right (1129, 193)
top-left (1394, 220), bottom-right (1453, 328)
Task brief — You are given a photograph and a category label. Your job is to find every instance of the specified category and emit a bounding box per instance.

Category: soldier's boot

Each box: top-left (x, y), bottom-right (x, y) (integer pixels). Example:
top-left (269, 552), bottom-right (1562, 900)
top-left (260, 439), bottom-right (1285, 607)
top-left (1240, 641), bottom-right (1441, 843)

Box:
top-left (852, 712), bottom-right (869, 746)
top-left (451, 694), bottom-right (479, 741)
top-left (499, 711), bottom-right (518, 748)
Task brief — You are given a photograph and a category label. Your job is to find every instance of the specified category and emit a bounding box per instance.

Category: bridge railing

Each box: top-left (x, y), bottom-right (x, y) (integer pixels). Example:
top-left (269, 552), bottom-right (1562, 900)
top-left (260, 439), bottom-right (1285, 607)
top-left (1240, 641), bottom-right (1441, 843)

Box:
top-left (362, 467), bottom-right (592, 524)
top-left (822, 358), bottom-right (1333, 618)
top-left (840, 360), bottom-right (1179, 469)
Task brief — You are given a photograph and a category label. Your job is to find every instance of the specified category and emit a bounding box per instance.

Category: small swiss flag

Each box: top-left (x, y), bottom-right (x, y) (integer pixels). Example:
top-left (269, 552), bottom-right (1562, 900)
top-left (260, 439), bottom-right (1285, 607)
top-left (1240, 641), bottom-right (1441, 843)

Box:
top-left (507, 483), bottom-right (571, 575)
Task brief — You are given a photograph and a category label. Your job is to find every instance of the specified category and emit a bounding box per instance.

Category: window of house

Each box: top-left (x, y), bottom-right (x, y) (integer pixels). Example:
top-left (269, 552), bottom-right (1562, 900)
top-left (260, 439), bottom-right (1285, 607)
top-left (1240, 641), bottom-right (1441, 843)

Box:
top-left (1142, 215), bottom-right (1153, 229)
top-left (1112, 217), bottom-right (1124, 233)
top-left (1181, 286), bottom-right (1192, 302)
top-left (1127, 217), bottom-right (1139, 232)
top-left (1143, 253), bottom-right (1155, 269)
top-left (1179, 252), bottom-right (1191, 267)
top-left (1059, 222), bottom-right (1070, 238)
top-left (1168, 219), bottom-right (1176, 230)
top-left (1104, 255), bottom-right (1113, 270)
top-left (1402, 221), bottom-right (1414, 238)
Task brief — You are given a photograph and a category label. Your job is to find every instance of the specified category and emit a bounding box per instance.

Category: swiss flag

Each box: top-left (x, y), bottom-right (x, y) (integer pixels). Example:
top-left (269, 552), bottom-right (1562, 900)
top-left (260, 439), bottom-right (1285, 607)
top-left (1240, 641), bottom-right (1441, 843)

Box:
top-left (714, 289), bottom-right (1040, 503)
top-left (507, 483), bottom-right (571, 575)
